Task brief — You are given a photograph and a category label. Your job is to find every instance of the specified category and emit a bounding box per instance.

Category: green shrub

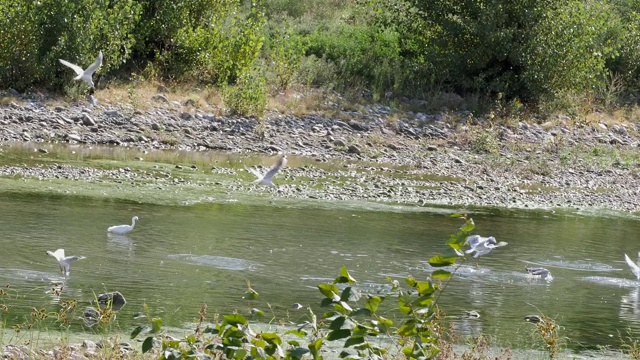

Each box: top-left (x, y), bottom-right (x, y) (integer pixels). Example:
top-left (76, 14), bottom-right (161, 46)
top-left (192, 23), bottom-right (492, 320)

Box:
top-left (0, 0), bottom-right (141, 91)
top-left (222, 64), bottom-right (268, 118)
top-left (306, 23), bottom-right (401, 95)
top-left (264, 22), bottom-right (308, 91)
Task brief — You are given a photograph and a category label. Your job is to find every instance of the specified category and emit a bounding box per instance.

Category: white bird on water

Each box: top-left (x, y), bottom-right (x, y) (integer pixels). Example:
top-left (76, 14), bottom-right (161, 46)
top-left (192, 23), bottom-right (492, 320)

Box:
top-left (465, 235), bottom-right (508, 258)
top-left (108, 216), bottom-right (139, 235)
top-left (59, 51), bottom-right (103, 88)
top-left (46, 249), bottom-right (85, 276)
top-left (245, 155), bottom-right (287, 187)
top-left (624, 252), bottom-right (640, 280)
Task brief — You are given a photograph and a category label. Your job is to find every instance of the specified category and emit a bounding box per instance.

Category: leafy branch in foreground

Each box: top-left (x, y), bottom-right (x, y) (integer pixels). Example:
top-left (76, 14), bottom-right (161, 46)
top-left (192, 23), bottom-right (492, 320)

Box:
top-left (128, 215), bottom-right (487, 359)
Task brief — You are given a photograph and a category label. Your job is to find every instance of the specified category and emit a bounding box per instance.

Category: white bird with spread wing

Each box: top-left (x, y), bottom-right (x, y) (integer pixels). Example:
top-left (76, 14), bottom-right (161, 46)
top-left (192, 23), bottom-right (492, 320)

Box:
top-left (245, 155), bottom-right (287, 187)
top-left (46, 249), bottom-right (86, 276)
top-left (465, 235), bottom-right (508, 259)
top-left (625, 252), bottom-right (640, 280)
top-left (59, 51), bottom-right (103, 88)
top-left (108, 216), bottom-right (139, 235)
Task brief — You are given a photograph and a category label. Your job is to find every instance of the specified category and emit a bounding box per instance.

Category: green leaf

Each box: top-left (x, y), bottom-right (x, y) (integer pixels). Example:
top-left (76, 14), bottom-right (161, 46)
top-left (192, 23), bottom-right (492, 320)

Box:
top-left (334, 266), bottom-right (357, 284)
top-left (327, 329), bottom-right (351, 341)
top-left (287, 347), bottom-right (310, 358)
top-left (428, 255), bottom-right (456, 267)
top-left (432, 270), bottom-right (452, 280)
top-left (398, 296), bottom-right (412, 315)
top-left (244, 288), bottom-right (259, 300)
top-left (261, 332), bottom-right (282, 345)
top-left (397, 320), bottom-right (416, 336)
top-left (340, 286), bottom-right (361, 302)
top-left (460, 218), bottom-right (475, 232)
top-left (414, 281), bottom-right (436, 295)
top-left (308, 338), bottom-right (323, 358)
top-left (412, 295), bottom-right (433, 308)
top-left (318, 284), bottom-right (341, 301)
top-left (204, 326), bottom-right (219, 334)
top-left (251, 308), bottom-right (265, 316)
top-left (450, 213), bottom-right (463, 218)
top-left (320, 298), bottom-right (334, 307)
top-left (377, 316), bottom-right (393, 327)
top-left (344, 336), bottom-right (365, 347)
top-left (333, 301), bottom-right (353, 314)
top-left (365, 296), bottom-right (383, 313)
top-left (130, 325), bottom-right (143, 339)
top-left (151, 318), bottom-right (162, 333)
top-left (286, 329), bottom-right (307, 338)
top-left (224, 313), bottom-right (248, 326)
top-left (142, 336), bottom-right (154, 353)
top-left (329, 316), bottom-right (346, 330)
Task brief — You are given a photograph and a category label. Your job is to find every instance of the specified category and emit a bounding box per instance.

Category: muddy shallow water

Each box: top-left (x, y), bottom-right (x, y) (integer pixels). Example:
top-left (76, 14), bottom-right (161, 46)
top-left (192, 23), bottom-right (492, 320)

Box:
top-left (0, 142), bottom-right (639, 355)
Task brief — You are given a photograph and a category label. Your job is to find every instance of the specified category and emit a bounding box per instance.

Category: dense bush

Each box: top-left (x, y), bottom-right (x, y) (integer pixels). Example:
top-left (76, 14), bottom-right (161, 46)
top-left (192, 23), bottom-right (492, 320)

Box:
top-left (3, 0), bottom-right (640, 111)
top-left (0, 0), bottom-right (140, 90)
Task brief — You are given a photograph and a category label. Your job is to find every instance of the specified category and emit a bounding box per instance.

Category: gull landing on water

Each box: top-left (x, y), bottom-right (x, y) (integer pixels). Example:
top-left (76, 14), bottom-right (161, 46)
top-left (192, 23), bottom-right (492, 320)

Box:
top-left (108, 216), bottom-right (139, 235)
top-left (59, 51), bottom-right (103, 88)
top-left (46, 249), bottom-right (85, 276)
top-left (624, 252), bottom-right (640, 280)
top-left (245, 155), bottom-right (287, 187)
top-left (465, 235), bottom-right (508, 259)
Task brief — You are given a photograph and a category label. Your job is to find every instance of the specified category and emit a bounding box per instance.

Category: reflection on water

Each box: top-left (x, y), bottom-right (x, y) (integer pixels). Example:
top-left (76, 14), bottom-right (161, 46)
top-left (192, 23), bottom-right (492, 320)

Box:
top-left (0, 191), bottom-right (640, 352)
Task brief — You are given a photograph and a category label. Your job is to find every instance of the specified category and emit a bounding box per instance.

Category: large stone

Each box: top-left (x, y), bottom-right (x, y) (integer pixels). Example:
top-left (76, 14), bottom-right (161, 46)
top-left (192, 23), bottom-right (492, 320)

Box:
top-left (96, 291), bottom-right (127, 310)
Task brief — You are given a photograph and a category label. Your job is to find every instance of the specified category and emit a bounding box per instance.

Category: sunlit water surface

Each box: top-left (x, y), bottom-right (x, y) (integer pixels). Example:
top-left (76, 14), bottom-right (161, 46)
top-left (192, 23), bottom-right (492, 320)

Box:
top-left (0, 148), bottom-right (639, 353)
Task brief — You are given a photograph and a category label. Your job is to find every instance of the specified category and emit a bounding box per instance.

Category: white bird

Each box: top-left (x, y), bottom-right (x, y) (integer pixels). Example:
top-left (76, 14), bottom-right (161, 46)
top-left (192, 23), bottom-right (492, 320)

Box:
top-left (108, 216), bottom-right (139, 235)
top-left (46, 249), bottom-right (85, 276)
top-left (624, 252), bottom-right (640, 280)
top-left (245, 155), bottom-right (287, 187)
top-left (526, 267), bottom-right (553, 280)
top-left (59, 51), bottom-right (103, 88)
top-left (465, 235), bottom-right (507, 259)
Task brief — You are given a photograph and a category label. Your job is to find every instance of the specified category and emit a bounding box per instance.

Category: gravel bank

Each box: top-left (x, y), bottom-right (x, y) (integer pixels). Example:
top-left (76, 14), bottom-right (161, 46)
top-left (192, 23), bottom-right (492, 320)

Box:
top-left (1, 94), bottom-right (639, 213)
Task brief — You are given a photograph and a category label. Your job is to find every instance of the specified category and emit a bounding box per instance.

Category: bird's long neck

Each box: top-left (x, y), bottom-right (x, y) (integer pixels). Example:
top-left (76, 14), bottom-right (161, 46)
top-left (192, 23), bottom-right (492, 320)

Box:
top-left (131, 218), bottom-right (137, 227)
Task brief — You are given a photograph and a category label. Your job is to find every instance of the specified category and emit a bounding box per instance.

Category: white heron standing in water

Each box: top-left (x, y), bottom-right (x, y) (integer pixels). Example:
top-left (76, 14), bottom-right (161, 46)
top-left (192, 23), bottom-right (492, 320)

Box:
top-left (59, 51), bottom-right (103, 88)
top-left (624, 252), bottom-right (640, 280)
top-left (46, 249), bottom-right (86, 276)
top-left (245, 154), bottom-right (287, 187)
top-left (108, 216), bottom-right (139, 235)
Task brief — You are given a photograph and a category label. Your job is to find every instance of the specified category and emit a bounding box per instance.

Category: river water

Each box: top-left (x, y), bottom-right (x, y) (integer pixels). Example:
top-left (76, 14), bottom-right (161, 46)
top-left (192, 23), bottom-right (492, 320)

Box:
top-left (0, 144), bottom-right (639, 354)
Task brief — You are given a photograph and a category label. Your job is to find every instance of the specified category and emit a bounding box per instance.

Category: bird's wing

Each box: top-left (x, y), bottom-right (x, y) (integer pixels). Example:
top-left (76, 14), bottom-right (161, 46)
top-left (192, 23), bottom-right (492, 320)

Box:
top-left (59, 59), bottom-right (84, 75)
top-left (64, 255), bottom-right (85, 263)
top-left (245, 166), bottom-right (263, 180)
top-left (263, 157), bottom-right (286, 181)
top-left (85, 51), bottom-right (103, 75)
top-left (625, 253), bottom-right (640, 280)
top-left (47, 249), bottom-right (65, 261)
top-left (466, 235), bottom-right (481, 249)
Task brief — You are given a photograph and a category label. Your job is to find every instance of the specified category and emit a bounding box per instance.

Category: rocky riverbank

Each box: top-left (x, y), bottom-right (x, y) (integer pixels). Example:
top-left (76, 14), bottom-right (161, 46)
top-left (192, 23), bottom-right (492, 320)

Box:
top-left (1, 91), bottom-right (640, 213)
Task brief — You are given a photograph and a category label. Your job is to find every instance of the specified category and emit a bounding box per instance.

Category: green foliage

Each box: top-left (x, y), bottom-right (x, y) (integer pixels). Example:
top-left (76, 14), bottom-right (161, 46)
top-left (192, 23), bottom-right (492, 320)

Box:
top-left (161, 0), bottom-right (266, 83)
top-left (222, 64), bottom-right (268, 118)
top-left (0, 0), bottom-right (141, 91)
top-left (306, 23), bottom-right (401, 96)
top-left (265, 23), bottom-right (308, 91)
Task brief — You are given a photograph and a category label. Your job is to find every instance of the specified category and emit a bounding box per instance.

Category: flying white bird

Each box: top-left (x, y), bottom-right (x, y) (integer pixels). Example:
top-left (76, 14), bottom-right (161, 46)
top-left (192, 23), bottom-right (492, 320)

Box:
top-left (526, 267), bottom-right (553, 280)
top-left (245, 155), bottom-right (287, 187)
top-left (59, 51), bottom-right (103, 88)
top-left (108, 216), bottom-right (139, 235)
top-left (46, 249), bottom-right (86, 276)
top-left (624, 252), bottom-right (640, 280)
top-left (465, 235), bottom-right (507, 259)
